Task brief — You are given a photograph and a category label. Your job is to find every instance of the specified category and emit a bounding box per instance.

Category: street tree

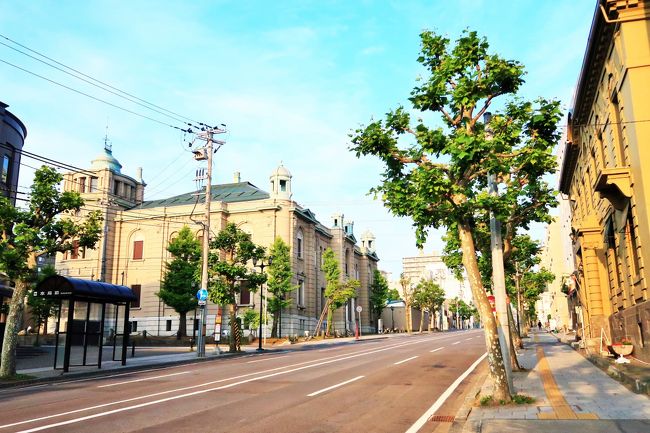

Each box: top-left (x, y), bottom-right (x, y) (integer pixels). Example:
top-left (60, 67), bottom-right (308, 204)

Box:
top-left (387, 287), bottom-right (400, 301)
top-left (26, 265), bottom-right (59, 345)
top-left (413, 279), bottom-right (446, 332)
top-left (156, 225), bottom-right (201, 338)
top-left (266, 237), bottom-right (296, 338)
top-left (369, 269), bottom-right (390, 329)
top-left (399, 273), bottom-right (415, 333)
top-left (322, 248), bottom-right (359, 337)
top-left (207, 223), bottom-right (266, 352)
top-left (350, 30), bottom-right (561, 401)
top-left (0, 166), bottom-right (102, 377)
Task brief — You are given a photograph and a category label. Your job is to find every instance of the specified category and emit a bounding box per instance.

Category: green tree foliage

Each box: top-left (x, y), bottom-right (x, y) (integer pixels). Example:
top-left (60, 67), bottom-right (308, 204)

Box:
top-left (156, 226), bottom-right (200, 338)
top-left (413, 279), bottom-right (446, 331)
top-left (0, 166), bottom-right (102, 377)
top-left (27, 265), bottom-right (59, 344)
top-left (241, 308), bottom-right (260, 331)
top-left (266, 237), bottom-right (296, 338)
top-left (350, 30), bottom-right (561, 401)
top-left (369, 269), bottom-right (389, 326)
top-left (322, 248), bottom-right (359, 336)
top-left (387, 288), bottom-right (400, 301)
top-left (207, 223), bottom-right (266, 352)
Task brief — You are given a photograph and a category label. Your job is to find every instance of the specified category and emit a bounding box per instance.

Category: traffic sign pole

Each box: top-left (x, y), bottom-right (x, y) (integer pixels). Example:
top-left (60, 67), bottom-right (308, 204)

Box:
top-left (196, 289), bottom-right (209, 358)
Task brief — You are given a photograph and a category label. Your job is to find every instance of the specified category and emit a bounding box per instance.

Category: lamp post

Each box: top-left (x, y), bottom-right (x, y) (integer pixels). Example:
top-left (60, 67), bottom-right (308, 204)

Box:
top-left (390, 305), bottom-right (395, 331)
top-left (252, 256), bottom-right (272, 351)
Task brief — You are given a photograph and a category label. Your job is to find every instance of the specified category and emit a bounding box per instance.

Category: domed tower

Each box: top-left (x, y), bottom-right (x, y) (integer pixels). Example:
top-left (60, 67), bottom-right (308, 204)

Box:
top-left (91, 144), bottom-right (123, 173)
top-left (269, 163), bottom-right (292, 200)
top-left (361, 230), bottom-right (376, 254)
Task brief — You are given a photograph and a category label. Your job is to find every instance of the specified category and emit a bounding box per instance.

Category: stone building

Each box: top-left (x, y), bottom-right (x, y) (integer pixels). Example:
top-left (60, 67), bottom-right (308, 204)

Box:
top-left (0, 101), bottom-right (26, 206)
top-left (56, 146), bottom-right (379, 338)
top-left (558, 0), bottom-right (650, 359)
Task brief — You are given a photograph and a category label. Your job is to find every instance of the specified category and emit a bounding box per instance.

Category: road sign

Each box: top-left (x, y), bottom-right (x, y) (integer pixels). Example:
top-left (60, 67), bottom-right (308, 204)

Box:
top-left (356, 305), bottom-right (362, 313)
top-left (196, 288), bottom-right (208, 301)
top-left (198, 299), bottom-right (206, 306)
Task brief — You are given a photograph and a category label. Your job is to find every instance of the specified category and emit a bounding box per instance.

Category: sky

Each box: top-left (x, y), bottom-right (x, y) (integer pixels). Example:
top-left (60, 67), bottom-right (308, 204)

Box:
top-left (1, 0), bottom-right (596, 278)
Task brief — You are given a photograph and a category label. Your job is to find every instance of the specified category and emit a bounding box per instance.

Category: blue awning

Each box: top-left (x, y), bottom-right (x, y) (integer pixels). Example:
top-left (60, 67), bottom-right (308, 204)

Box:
top-left (35, 276), bottom-right (137, 303)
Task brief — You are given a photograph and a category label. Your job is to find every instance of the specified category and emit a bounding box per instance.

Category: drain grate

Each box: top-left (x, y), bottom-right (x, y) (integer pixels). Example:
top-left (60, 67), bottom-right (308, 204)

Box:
top-left (429, 415), bottom-right (455, 423)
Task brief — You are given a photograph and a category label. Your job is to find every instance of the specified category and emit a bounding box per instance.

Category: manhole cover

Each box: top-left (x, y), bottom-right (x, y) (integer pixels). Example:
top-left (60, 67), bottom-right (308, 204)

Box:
top-left (429, 415), bottom-right (455, 423)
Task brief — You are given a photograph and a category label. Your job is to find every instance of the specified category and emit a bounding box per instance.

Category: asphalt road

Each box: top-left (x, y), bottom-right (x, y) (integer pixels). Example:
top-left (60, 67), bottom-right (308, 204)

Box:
top-left (0, 330), bottom-right (487, 433)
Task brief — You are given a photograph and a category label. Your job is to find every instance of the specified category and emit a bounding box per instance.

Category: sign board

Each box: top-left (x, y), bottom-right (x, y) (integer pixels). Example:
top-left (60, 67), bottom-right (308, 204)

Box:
top-left (198, 299), bottom-right (206, 306)
top-left (355, 305), bottom-right (362, 313)
top-left (196, 288), bottom-right (208, 301)
top-left (214, 323), bottom-right (222, 342)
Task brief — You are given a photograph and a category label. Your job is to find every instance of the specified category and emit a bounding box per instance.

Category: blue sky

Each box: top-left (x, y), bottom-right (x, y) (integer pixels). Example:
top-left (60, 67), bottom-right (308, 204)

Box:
top-left (1, 0), bottom-right (595, 278)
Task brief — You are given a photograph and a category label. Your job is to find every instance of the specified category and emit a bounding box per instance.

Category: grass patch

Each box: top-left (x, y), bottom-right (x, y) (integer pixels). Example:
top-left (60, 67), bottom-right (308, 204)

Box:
top-left (0, 373), bottom-right (35, 382)
top-left (479, 395), bottom-right (493, 406)
top-left (478, 393), bottom-right (535, 406)
top-left (512, 394), bottom-right (536, 404)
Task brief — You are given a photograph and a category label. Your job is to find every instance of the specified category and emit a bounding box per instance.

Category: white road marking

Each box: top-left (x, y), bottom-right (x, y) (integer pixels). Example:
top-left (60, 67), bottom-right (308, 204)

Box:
top-left (405, 352), bottom-right (488, 433)
top-left (452, 341), bottom-right (461, 345)
top-left (465, 337), bottom-right (473, 341)
top-left (307, 376), bottom-right (365, 397)
top-left (4, 337), bottom-right (434, 431)
top-left (97, 371), bottom-right (191, 388)
top-left (247, 355), bottom-right (291, 364)
top-left (429, 347), bottom-right (444, 353)
top-left (394, 356), bottom-right (418, 365)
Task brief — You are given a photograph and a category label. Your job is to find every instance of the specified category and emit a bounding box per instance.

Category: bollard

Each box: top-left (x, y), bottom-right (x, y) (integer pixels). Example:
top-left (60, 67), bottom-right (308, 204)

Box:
top-left (131, 341), bottom-right (136, 357)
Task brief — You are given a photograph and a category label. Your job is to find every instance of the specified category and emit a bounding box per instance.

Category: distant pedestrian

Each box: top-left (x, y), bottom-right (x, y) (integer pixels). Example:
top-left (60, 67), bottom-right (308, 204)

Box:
top-left (537, 321), bottom-right (542, 331)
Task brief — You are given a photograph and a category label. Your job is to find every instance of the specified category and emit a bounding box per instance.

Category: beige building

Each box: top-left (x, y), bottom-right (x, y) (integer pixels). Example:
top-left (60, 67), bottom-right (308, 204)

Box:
top-left (558, 0), bottom-right (650, 360)
top-left (56, 145), bottom-right (379, 337)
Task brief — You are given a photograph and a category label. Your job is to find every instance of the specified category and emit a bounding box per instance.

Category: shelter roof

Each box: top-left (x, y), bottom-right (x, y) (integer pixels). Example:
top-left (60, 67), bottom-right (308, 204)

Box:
top-left (133, 181), bottom-right (269, 209)
top-left (35, 276), bottom-right (137, 303)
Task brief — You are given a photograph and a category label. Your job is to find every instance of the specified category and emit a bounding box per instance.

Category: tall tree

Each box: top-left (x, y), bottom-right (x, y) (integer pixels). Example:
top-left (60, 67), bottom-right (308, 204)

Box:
top-left (207, 223), bottom-right (266, 352)
top-left (413, 279), bottom-right (446, 332)
top-left (399, 274), bottom-right (414, 333)
top-left (0, 166), bottom-right (102, 377)
top-left (322, 248), bottom-right (359, 337)
top-left (350, 30), bottom-right (561, 401)
top-left (369, 269), bottom-right (389, 329)
top-left (156, 225), bottom-right (201, 338)
top-left (266, 237), bottom-right (296, 338)
top-left (27, 265), bottom-right (59, 345)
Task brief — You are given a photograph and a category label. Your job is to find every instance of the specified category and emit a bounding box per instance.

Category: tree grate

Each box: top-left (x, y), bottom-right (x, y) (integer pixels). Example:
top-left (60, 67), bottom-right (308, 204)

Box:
top-left (429, 415), bottom-right (455, 423)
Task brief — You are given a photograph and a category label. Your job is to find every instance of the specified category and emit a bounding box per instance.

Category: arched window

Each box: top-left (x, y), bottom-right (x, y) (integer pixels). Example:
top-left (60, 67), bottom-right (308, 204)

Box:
top-left (131, 231), bottom-right (145, 260)
top-left (345, 248), bottom-right (350, 275)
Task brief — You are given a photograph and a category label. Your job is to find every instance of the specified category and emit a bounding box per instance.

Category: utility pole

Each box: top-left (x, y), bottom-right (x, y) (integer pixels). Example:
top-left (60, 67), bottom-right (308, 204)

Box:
top-left (192, 126), bottom-right (226, 358)
top-left (484, 112), bottom-right (514, 393)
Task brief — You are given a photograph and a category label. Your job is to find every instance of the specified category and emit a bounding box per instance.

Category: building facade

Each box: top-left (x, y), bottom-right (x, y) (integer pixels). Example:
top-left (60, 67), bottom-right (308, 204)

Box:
top-left (558, 0), bottom-right (650, 359)
top-left (0, 101), bottom-right (26, 206)
top-left (56, 147), bottom-right (379, 338)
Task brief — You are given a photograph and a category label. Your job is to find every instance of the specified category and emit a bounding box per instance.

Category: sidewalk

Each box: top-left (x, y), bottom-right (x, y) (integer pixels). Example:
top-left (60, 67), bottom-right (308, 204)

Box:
top-left (454, 330), bottom-right (650, 433)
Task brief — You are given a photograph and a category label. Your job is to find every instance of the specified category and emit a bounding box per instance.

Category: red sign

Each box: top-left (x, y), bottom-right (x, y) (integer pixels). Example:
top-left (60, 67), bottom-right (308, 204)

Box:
top-left (488, 295), bottom-right (496, 312)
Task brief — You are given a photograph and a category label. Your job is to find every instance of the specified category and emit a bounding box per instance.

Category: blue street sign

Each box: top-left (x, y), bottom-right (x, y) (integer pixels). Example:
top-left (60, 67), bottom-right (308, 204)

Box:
top-left (197, 288), bottom-right (208, 301)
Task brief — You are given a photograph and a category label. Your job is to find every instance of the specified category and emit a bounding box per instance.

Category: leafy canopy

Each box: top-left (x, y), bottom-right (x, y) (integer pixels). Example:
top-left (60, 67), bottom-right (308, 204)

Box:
top-left (369, 269), bottom-right (390, 318)
top-left (266, 237), bottom-right (296, 314)
top-left (323, 248), bottom-right (359, 309)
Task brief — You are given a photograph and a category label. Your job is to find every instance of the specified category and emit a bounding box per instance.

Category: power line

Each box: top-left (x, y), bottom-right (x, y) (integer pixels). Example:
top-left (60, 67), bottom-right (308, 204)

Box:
top-left (0, 57), bottom-right (193, 133)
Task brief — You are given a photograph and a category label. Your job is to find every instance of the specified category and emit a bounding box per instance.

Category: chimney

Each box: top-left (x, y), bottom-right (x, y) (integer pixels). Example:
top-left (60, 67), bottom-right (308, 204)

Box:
top-left (136, 167), bottom-right (144, 183)
top-left (234, 171), bottom-right (241, 183)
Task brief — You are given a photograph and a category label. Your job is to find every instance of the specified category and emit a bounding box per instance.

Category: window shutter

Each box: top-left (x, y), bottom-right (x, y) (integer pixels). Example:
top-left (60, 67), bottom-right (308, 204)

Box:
top-left (133, 240), bottom-right (144, 260)
top-left (131, 284), bottom-right (141, 308)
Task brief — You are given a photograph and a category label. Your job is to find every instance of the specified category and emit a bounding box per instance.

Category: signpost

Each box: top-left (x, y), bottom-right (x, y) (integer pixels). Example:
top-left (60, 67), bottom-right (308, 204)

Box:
top-left (196, 289), bottom-right (208, 357)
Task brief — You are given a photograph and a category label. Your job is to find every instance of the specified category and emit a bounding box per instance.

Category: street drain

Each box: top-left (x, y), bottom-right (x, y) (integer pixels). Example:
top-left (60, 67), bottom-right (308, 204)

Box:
top-left (429, 415), bottom-right (455, 423)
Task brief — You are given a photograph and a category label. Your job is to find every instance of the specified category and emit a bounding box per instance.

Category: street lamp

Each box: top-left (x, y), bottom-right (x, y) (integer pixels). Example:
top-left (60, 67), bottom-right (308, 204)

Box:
top-left (390, 305), bottom-right (395, 331)
top-left (252, 256), bottom-right (272, 351)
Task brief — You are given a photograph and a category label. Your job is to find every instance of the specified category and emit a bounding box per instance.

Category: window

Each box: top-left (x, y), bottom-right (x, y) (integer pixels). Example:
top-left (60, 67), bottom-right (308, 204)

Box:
top-left (78, 177), bottom-right (86, 193)
top-left (1, 154), bottom-right (9, 184)
top-left (345, 249), bottom-right (350, 275)
top-left (296, 229), bottom-right (303, 259)
top-left (113, 180), bottom-right (120, 196)
top-left (71, 241), bottom-right (79, 260)
top-left (626, 211), bottom-right (641, 278)
top-left (280, 179), bottom-right (287, 192)
top-left (131, 321), bottom-right (138, 332)
top-left (240, 286), bottom-right (251, 305)
top-left (298, 279), bottom-right (305, 306)
top-left (166, 320), bottom-right (172, 332)
top-left (133, 240), bottom-right (144, 260)
top-left (319, 246), bottom-right (324, 269)
top-left (131, 284), bottom-right (141, 308)
top-left (90, 177), bottom-right (98, 192)
top-left (194, 318), bottom-right (199, 331)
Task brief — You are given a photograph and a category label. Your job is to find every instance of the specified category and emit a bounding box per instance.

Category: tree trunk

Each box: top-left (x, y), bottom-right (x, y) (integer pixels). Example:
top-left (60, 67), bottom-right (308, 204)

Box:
top-left (509, 304), bottom-right (523, 349)
top-left (1, 279), bottom-right (29, 377)
top-left (35, 323), bottom-right (41, 345)
top-left (507, 307), bottom-right (522, 371)
top-left (405, 304), bottom-right (412, 333)
top-left (178, 312), bottom-right (187, 339)
top-left (458, 222), bottom-right (511, 402)
top-left (418, 310), bottom-right (425, 333)
top-left (271, 311), bottom-right (279, 338)
top-left (326, 307), bottom-right (334, 337)
top-left (228, 303), bottom-right (239, 352)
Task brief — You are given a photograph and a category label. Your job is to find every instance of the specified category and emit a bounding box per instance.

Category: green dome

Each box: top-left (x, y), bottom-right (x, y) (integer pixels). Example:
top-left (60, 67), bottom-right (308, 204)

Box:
top-left (91, 147), bottom-right (122, 173)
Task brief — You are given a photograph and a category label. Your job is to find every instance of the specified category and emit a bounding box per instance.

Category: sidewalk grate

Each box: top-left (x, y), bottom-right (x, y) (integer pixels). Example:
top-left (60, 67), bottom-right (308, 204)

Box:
top-left (429, 415), bottom-right (455, 422)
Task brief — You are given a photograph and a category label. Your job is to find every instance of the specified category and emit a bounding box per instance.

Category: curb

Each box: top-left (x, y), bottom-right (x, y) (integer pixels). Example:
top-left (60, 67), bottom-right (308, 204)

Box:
top-left (449, 369), bottom-right (487, 433)
top-left (587, 354), bottom-right (650, 395)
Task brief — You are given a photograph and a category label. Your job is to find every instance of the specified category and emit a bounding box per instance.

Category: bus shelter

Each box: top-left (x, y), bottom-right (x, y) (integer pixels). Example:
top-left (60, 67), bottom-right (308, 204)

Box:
top-left (34, 276), bottom-right (137, 372)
